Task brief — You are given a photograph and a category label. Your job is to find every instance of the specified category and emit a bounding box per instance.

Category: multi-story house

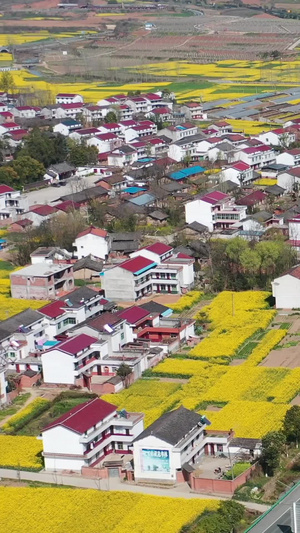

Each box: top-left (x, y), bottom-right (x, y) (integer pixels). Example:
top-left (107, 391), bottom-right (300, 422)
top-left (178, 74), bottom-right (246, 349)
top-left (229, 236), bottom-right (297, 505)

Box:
top-left (97, 94), bottom-right (127, 107)
top-left (235, 145), bottom-right (276, 169)
top-left (82, 105), bottom-right (106, 124)
top-left (98, 123), bottom-right (122, 136)
top-left (12, 106), bottom-right (38, 119)
top-left (53, 118), bottom-right (82, 136)
top-left (124, 121), bottom-right (157, 143)
top-left (168, 133), bottom-right (205, 162)
top-left (87, 133), bottom-right (121, 154)
top-left (0, 122), bottom-right (21, 136)
top-left (181, 102), bottom-right (207, 121)
top-left (0, 184), bottom-right (28, 222)
top-left (107, 145), bottom-right (138, 167)
top-left (125, 96), bottom-right (151, 114)
top-left (55, 93), bottom-right (83, 104)
top-left (217, 161), bottom-right (254, 187)
top-left (258, 128), bottom-right (295, 148)
top-left (185, 190), bottom-right (247, 232)
top-left (39, 286), bottom-right (107, 339)
top-left (41, 333), bottom-right (108, 386)
top-left (41, 397), bottom-right (144, 471)
top-left (161, 123), bottom-right (198, 143)
top-left (10, 263), bottom-right (74, 300)
top-left (276, 148), bottom-right (300, 167)
top-left (59, 103), bottom-right (84, 119)
top-left (73, 226), bottom-right (110, 260)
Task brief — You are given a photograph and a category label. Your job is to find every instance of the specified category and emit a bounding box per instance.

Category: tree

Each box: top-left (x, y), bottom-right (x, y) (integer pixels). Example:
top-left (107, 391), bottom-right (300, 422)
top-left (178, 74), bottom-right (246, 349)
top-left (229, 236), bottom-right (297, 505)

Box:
top-left (12, 156), bottom-right (45, 184)
top-left (0, 166), bottom-right (19, 188)
top-left (261, 431), bottom-right (286, 475)
top-left (104, 110), bottom-right (117, 123)
top-left (18, 128), bottom-right (68, 167)
top-left (218, 500), bottom-right (245, 530)
top-left (240, 248), bottom-right (261, 288)
top-left (67, 139), bottom-right (98, 167)
top-left (116, 364), bottom-right (132, 388)
top-left (283, 406), bottom-right (300, 447)
top-left (0, 71), bottom-right (15, 93)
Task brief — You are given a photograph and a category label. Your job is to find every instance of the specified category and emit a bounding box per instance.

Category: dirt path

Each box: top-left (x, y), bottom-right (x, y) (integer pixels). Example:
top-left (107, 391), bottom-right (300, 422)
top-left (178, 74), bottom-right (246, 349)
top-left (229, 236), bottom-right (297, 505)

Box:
top-left (0, 388), bottom-right (56, 427)
top-left (180, 299), bottom-right (211, 319)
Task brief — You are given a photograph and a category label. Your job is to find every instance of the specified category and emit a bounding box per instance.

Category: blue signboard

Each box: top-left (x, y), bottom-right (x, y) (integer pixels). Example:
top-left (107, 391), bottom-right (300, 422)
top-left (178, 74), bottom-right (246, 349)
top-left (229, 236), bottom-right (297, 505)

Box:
top-left (141, 449), bottom-right (170, 473)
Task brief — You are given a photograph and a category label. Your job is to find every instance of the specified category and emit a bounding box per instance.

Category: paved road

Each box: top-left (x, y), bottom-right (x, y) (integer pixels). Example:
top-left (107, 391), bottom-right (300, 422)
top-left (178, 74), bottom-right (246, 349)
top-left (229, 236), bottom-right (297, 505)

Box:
top-left (0, 467), bottom-right (269, 512)
top-left (24, 173), bottom-right (99, 208)
top-left (245, 482), bottom-right (300, 532)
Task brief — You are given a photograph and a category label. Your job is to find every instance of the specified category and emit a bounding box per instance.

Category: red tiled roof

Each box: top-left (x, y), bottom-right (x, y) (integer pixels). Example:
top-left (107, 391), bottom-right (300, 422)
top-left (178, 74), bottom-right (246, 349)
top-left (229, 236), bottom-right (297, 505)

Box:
top-left (139, 120), bottom-right (155, 127)
top-left (214, 121), bottom-right (230, 127)
top-left (282, 264), bottom-right (300, 280)
top-left (88, 312), bottom-right (123, 332)
top-left (152, 107), bottom-right (171, 114)
top-left (30, 205), bottom-right (57, 216)
top-left (243, 145), bottom-right (271, 154)
top-left (75, 128), bottom-right (99, 135)
top-left (57, 334), bottom-right (98, 355)
top-left (0, 184), bottom-right (15, 194)
top-left (39, 300), bottom-right (66, 319)
top-left (76, 226), bottom-right (107, 239)
top-left (145, 242), bottom-right (173, 255)
top-left (2, 122), bottom-right (20, 128)
top-left (96, 133), bottom-right (118, 141)
top-left (15, 106), bottom-right (35, 111)
top-left (121, 255), bottom-right (156, 274)
top-left (237, 191), bottom-right (267, 206)
top-left (11, 218), bottom-right (32, 228)
top-left (103, 123), bottom-right (120, 130)
top-left (43, 398), bottom-right (117, 434)
top-left (144, 93), bottom-right (161, 100)
top-left (177, 252), bottom-right (193, 259)
top-left (232, 161), bottom-right (250, 171)
top-left (201, 191), bottom-right (228, 205)
top-left (286, 148), bottom-right (300, 156)
top-left (117, 305), bottom-right (150, 324)
top-left (119, 120), bottom-right (137, 127)
top-left (0, 112), bottom-right (13, 117)
top-left (55, 200), bottom-right (80, 212)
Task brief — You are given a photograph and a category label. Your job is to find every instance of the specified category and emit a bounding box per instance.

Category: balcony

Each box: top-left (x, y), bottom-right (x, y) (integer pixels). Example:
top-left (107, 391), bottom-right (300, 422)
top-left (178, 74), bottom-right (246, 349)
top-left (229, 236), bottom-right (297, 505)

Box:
top-left (83, 432), bottom-right (133, 459)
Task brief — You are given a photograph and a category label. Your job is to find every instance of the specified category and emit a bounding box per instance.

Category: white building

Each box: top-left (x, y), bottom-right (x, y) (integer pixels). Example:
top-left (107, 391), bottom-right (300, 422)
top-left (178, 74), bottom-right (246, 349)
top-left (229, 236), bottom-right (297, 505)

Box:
top-left (277, 167), bottom-right (300, 192)
top-left (217, 161), bottom-right (254, 187)
top-left (185, 190), bottom-right (247, 232)
top-left (161, 123), bottom-right (198, 143)
top-left (0, 184), bottom-right (27, 222)
top-left (272, 265), bottom-right (300, 309)
top-left (236, 145), bottom-right (276, 169)
top-left (41, 333), bottom-right (108, 386)
top-left (41, 397), bottom-right (144, 471)
top-left (73, 226), bottom-right (110, 260)
top-left (56, 93), bottom-right (83, 104)
top-left (257, 128), bottom-right (295, 148)
top-left (133, 406), bottom-right (207, 484)
top-left (181, 102), bottom-right (207, 121)
top-left (276, 148), bottom-right (300, 167)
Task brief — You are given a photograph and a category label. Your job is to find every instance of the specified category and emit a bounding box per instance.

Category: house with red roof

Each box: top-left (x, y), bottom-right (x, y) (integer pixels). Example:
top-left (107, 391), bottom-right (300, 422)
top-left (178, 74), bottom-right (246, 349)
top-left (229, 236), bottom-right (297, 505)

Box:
top-left (87, 132), bottom-right (122, 154)
top-left (41, 397), bottom-right (144, 472)
top-left (117, 305), bottom-right (160, 331)
top-left (217, 161), bottom-right (254, 186)
top-left (210, 121), bottom-right (233, 134)
top-left (272, 264), bottom-right (300, 309)
top-left (82, 105), bottom-right (105, 124)
top-left (12, 106), bottom-right (39, 119)
top-left (185, 190), bottom-right (247, 232)
top-left (0, 122), bottom-right (21, 136)
top-left (0, 184), bottom-right (27, 222)
top-left (276, 148), bottom-right (300, 168)
top-left (124, 121), bottom-right (157, 143)
top-left (25, 204), bottom-right (57, 227)
top-left (257, 128), bottom-right (295, 148)
top-left (56, 93), bottom-right (83, 105)
top-left (181, 102), bottom-right (207, 121)
top-left (41, 333), bottom-right (106, 386)
top-left (97, 94), bottom-right (127, 107)
top-left (102, 242), bottom-right (194, 301)
top-left (235, 144), bottom-right (276, 169)
top-left (73, 226), bottom-right (111, 260)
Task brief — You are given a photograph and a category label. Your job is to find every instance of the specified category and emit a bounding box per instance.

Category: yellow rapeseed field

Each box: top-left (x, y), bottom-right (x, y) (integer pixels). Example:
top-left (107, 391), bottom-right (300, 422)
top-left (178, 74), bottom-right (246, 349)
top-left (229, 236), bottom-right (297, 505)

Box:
top-left (0, 436), bottom-right (43, 470)
top-left (0, 487), bottom-right (219, 533)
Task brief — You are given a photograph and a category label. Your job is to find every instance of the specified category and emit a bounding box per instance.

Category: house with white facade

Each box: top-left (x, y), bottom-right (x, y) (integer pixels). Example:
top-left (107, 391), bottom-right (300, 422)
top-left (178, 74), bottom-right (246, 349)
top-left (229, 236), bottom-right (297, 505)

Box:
top-left (0, 184), bottom-right (27, 222)
top-left (272, 265), bottom-right (300, 309)
top-left (168, 134), bottom-right (205, 162)
top-left (133, 406), bottom-right (208, 484)
top-left (236, 145), bottom-right (276, 169)
top-left (73, 226), bottom-right (111, 260)
top-left (82, 105), bottom-right (106, 124)
top-left (209, 121), bottom-right (233, 134)
top-left (0, 122), bottom-right (21, 136)
top-left (87, 133), bottom-right (121, 154)
top-left (277, 167), bottom-right (300, 192)
top-left (108, 145), bottom-right (138, 168)
top-left (161, 123), bottom-right (198, 143)
top-left (41, 397), bottom-right (144, 471)
top-left (12, 106), bottom-right (38, 119)
top-left (181, 102), bottom-right (207, 121)
top-left (185, 191), bottom-right (247, 232)
top-left (59, 103), bottom-right (84, 119)
top-left (53, 118), bottom-right (82, 136)
top-left (257, 128), bottom-right (295, 148)
top-left (276, 148), bottom-right (300, 167)
top-left (56, 93), bottom-right (83, 104)
top-left (216, 161), bottom-right (254, 186)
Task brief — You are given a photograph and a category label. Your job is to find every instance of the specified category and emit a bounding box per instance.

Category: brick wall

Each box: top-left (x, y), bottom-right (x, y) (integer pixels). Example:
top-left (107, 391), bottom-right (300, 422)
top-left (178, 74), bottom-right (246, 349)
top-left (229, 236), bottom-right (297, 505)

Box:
top-left (190, 464), bottom-right (257, 495)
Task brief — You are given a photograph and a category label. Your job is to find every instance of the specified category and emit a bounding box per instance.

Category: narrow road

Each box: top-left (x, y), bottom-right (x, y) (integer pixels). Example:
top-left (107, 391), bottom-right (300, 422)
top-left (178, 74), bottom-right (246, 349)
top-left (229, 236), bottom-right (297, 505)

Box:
top-left (0, 467), bottom-right (270, 513)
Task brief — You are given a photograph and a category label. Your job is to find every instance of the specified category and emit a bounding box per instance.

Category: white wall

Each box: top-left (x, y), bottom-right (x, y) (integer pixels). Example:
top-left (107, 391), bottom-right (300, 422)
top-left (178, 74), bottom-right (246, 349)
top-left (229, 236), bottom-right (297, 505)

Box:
top-left (185, 199), bottom-right (213, 231)
top-left (277, 172), bottom-right (299, 192)
top-left (133, 435), bottom-right (179, 482)
top-left (101, 267), bottom-right (135, 300)
top-left (289, 222), bottom-right (300, 241)
top-left (276, 153), bottom-right (295, 166)
top-left (272, 274), bottom-right (300, 309)
top-left (42, 350), bottom-right (75, 384)
top-left (130, 249), bottom-right (160, 264)
top-left (75, 233), bottom-right (109, 260)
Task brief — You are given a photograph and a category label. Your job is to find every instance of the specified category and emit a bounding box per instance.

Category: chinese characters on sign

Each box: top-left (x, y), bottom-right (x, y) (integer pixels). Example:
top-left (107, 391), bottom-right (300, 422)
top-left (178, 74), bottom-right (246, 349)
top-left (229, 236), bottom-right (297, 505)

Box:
top-left (141, 448), bottom-right (170, 473)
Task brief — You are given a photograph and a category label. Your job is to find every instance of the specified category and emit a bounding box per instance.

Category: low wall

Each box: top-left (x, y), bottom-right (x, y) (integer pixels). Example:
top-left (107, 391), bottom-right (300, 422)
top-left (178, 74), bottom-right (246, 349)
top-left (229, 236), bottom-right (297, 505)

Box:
top-left (190, 464), bottom-right (257, 495)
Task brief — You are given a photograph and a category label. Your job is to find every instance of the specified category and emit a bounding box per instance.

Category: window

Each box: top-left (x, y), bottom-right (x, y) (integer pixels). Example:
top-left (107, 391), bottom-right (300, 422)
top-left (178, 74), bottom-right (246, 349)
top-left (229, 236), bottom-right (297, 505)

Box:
top-left (117, 443), bottom-right (123, 450)
top-left (121, 332), bottom-right (124, 341)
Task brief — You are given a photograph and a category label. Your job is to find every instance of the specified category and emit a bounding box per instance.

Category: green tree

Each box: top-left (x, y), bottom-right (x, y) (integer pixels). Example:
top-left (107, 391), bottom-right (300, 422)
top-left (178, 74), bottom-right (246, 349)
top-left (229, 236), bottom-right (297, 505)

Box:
top-left (0, 166), bottom-right (19, 188)
top-left (67, 139), bottom-right (98, 166)
top-left (218, 500), bottom-right (245, 530)
top-left (240, 248), bottom-right (261, 288)
top-left (12, 156), bottom-right (45, 184)
top-left (116, 364), bottom-right (132, 388)
top-left (0, 71), bottom-right (15, 93)
top-left (18, 128), bottom-right (68, 167)
top-left (226, 238), bottom-right (248, 263)
top-left (283, 406), bottom-right (300, 447)
top-left (261, 431), bottom-right (286, 475)
top-left (104, 110), bottom-right (117, 123)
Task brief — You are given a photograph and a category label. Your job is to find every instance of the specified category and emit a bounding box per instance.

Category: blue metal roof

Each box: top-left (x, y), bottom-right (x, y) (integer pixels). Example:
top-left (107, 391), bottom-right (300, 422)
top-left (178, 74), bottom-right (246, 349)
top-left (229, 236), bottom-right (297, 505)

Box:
top-left (129, 193), bottom-right (155, 206)
top-left (124, 187), bottom-right (146, 194)
top-left (169, 165), bottom-right (205, 181)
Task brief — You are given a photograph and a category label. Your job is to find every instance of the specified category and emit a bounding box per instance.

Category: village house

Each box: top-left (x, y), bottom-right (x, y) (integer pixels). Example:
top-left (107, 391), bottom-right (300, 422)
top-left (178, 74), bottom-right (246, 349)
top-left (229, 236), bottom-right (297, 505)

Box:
top-left (272, 265), bottom-right (300, 309)
top-left (277, 167), bottom-right (300, 192)
top-left (276, 148), bottom-right (300, 167)
top-left (56, 93), bottom-right (83, 104)
top-left (185, 191), bottom-right (247, 232)
top-left (181, 102), bottom-right (207, 121)
top-left (161, 123), bottom-right (198, 143)
top-left (41, 397), bottom-right (144, 471)
top-left (10, 263), bottom-right (74, 300)
top-left (53, 118), bottom-right (82, 136)
top-left (73, 226), bottom-right (111, 260)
